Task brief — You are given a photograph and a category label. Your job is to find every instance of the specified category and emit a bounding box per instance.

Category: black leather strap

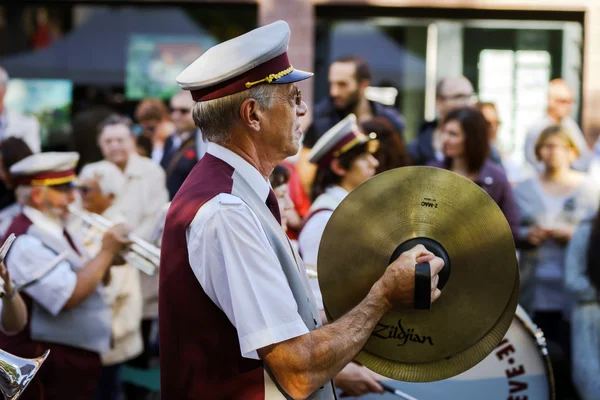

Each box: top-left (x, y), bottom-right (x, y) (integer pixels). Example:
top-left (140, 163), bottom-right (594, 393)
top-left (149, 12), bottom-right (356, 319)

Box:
top-left (414, 262), bottom-right (431, 310)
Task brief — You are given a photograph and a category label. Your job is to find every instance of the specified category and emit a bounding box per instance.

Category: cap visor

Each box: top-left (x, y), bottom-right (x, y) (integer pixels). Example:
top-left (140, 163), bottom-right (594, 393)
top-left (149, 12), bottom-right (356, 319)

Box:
top-left (273, 69), bottom-right (313, 84)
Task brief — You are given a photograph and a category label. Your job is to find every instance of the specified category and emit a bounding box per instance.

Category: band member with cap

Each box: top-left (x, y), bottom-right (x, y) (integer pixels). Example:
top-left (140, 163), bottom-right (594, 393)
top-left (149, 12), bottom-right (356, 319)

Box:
top-left (159, 20), bottom-right (444, 399)
top-left (297, 114), bottom-right (384, 397)
top-left (0, 152), bottom-right (131, 399)
top-left (299, 113), bottom-right (380, 276)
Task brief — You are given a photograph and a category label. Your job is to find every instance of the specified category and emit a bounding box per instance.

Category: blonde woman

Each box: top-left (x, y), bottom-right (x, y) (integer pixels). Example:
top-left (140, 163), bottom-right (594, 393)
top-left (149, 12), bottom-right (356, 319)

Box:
top-left (514, 125), bottom-right (600, 399)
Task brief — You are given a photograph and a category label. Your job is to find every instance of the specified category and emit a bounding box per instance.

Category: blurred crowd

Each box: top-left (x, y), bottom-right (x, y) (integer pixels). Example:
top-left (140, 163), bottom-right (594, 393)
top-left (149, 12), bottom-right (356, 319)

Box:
top-left (0, 50), bottom-right (598, 400)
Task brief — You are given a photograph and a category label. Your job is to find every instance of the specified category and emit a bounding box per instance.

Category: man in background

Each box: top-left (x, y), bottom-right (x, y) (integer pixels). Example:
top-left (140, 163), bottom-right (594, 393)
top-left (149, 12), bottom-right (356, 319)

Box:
top-left (408, 76), bottom-right (474, 166)
top-left (296, 56), bottom-right (405, 194)
top-left (525, 78), bottom-right (590, 171)
top-left (82, 114), bottom-right (168, 400)
top-left (160, 91), bottom-right (207, 199)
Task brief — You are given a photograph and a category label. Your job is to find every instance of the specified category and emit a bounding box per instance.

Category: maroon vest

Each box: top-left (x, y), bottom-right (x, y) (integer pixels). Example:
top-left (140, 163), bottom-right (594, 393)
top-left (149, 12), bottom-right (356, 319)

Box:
top-left (159, 154), bottom-right (265, 399)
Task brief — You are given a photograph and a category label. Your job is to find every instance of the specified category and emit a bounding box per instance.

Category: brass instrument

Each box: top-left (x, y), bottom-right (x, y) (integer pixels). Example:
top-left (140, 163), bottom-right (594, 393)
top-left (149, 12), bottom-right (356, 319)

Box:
top-left (0, 348), bottom-right (49, 400)
top-left (67, 205), bottom-right (160, 276)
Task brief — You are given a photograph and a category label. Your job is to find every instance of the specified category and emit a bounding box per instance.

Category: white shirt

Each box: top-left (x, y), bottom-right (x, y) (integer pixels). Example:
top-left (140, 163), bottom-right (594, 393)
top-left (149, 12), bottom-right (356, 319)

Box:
top-left (81, 153), bottom-right (169, 318)
top-left (68, 206), bottom-right (143, 365)
top-left (3, 207), bottom-right (77, 317)
top-left (297, 186), bottom-right (348, 311)
top-left (0, 109), bottom-right (41, 153)
top-left (0, 203), bottom-right (22, 238)
top-left (186, 143), bottom-right (308, 360)
top-left (298, 186), bottom-right (349, 269)
top-left (151, 144), bottom-right (165, 165)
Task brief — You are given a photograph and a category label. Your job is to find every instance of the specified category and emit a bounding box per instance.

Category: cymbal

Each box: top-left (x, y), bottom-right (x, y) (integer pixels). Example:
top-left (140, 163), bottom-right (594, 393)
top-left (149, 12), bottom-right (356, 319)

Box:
top-left (317, 166), bottom-right (519, 382)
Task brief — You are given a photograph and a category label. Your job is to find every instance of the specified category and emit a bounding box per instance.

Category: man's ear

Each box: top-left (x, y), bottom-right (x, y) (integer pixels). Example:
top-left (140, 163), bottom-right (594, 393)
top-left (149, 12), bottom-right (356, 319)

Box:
top-left (239, 98), bottom-right (263, 132)
top-left (330, 159), bottom-right (347, 177)
top-left (30, 186), bottom-right (44, 207)
top-left (359, 79), bottom-right (370, 91)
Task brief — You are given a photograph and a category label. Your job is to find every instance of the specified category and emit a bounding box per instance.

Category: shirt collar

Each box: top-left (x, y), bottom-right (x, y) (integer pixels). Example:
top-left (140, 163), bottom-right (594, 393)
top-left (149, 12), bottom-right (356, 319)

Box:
top-left (325, 185), bottom-right (349, 202)
top-left (123, 152), bottom-right (145, 178)
top-left (207, 142), bottom-right (271, 202)
top-left (23, 205), bottom-right (64, 238)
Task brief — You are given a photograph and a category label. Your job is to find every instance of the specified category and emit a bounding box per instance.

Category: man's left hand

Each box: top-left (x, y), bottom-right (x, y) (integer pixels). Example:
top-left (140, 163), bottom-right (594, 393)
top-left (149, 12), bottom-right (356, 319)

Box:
top-left (334, 362), bottom-right (384, 397)
top-left (548, 227), bottom-right (573, 244)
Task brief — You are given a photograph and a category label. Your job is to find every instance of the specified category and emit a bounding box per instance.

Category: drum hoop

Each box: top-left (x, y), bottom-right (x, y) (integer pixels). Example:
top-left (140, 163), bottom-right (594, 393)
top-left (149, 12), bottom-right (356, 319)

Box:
top-left (514, 312), bottom-right (557, 400)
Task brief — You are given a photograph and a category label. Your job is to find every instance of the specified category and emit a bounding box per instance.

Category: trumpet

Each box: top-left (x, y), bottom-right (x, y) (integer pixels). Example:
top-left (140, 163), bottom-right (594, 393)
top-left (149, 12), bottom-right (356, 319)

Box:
top-left (0, 348), bottom-right (49, 400)
top-left (67, 205), bottom-right (160, 276)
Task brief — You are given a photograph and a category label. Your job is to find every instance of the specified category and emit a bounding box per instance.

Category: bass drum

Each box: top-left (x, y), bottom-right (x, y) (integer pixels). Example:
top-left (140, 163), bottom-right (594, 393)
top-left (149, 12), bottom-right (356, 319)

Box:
top-left (353, 305), bottom-right (555, 400)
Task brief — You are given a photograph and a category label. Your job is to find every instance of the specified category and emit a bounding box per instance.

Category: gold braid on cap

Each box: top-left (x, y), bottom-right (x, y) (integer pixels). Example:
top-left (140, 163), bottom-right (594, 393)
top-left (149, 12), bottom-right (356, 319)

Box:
top-left (31, 175), bottom-right (76, 186)
top-left (245, 66), bottom-right (294, 89)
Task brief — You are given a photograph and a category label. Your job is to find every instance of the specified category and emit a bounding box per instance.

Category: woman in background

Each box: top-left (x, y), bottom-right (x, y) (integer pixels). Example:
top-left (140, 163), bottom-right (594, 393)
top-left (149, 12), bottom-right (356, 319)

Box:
top-left (514, 125), bottom-right (600, 400)
top-left (427, 107), bottom-right (519, 239)
top-left (565, 202), bottom-right (600, 400)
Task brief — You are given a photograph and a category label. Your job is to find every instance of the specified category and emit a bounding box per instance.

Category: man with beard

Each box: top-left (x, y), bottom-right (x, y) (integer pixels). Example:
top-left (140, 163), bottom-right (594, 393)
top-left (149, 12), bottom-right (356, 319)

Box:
top-left (0, 152), bottom-right (131, 399)
top-left (297, 56), bottom-right (405, 193)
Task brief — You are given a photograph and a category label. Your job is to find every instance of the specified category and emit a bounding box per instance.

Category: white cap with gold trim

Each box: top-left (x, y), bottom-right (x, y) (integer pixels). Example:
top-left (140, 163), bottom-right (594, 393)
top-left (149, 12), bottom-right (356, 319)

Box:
top-left (10, 152), bottom-right (79, 187)
top-left (176, 20), bottom-right (313, 102)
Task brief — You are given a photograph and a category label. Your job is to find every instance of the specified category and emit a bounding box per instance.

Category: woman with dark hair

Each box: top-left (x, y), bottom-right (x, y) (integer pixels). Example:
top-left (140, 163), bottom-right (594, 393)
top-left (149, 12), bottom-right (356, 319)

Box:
top-left (427, 106), bottom-right (519, 238)
top-left (0, 137), bottom-right (33, 236)
top-left (566, 203), bottom-right (600, 400)
top-left (361, 116), bottom-right (411, 173)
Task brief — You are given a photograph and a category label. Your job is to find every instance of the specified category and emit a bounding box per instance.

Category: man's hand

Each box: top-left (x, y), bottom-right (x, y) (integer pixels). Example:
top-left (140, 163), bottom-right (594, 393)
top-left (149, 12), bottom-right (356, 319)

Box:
top-left (547, 227), bottom-right (573, 244)
top-left (377, 244), bottom-right (444, 309)
top-left (0, 261), bottom-right (15, 298)
top-left (101, 223), bottom-right (132, 256)
top-left (334, 362), bottom-right (384, 397)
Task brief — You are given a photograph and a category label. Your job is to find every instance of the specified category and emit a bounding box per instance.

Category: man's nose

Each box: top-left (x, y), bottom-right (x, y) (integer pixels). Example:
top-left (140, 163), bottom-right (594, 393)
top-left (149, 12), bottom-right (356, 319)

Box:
top-left (297, 100), bottom-right (308, 117)
top-left (330, 84), bottom-right (339, 98)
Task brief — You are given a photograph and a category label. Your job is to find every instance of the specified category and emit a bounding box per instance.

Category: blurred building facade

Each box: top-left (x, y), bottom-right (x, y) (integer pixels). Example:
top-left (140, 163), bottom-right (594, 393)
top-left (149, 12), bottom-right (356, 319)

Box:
top-left (1, 0), bottom-right (599, 164)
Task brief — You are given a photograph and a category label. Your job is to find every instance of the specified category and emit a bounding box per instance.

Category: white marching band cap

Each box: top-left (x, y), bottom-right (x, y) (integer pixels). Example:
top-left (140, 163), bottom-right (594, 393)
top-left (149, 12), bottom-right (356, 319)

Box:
top-left (309, 114), bottom-right (377, 168)
top-left (176, 20), bottom-right (313, 102)
top-left (10, 152), bottom-right (79, 187)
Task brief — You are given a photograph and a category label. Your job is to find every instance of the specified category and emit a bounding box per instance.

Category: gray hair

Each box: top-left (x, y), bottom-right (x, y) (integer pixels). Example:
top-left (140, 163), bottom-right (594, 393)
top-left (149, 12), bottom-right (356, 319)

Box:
top-left (79, 162), bottom-right (125, 196)
top-left (97, 113), bottom-right (134, 138)
top-left (192, 84), bottom-right (280, 145)
top-left (15, 186), bottom-right (33, 205)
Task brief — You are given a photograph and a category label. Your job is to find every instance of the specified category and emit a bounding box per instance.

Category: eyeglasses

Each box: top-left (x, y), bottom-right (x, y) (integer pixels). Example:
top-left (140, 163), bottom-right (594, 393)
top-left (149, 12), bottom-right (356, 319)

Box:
top-left (274, 87), bottom-right (303, 107)
top-left (541, 143), bottom-right (570, 151)
top-left (170, 107), bottom-right (191, 114)
top-left (77, 186), bottom-right (100, 195)
top-left (291, 87), bottom-right (303, 107)
top-left (439, 93), bottom-right (474, 102)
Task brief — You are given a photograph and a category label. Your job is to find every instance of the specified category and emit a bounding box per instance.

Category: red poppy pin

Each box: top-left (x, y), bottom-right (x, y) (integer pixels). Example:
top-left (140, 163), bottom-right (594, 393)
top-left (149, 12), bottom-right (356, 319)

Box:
top-left (184, 149), bottom-right (196, 160)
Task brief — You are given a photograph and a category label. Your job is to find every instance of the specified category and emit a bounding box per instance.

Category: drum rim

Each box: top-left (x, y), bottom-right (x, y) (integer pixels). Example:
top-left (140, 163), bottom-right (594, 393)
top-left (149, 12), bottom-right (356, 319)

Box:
top-left (514, 307), bottom-right (557, 400)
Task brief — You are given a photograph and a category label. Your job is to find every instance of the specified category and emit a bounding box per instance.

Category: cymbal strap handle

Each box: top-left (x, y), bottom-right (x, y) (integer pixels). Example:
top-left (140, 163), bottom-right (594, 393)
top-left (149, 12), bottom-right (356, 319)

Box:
top-left (414, 262), bottom-right (431, 310)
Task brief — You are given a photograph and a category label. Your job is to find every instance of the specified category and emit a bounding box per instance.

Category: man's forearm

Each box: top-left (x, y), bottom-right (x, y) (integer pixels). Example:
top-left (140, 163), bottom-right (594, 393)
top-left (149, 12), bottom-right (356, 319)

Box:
top-left (261, 282), bottom-right (391, 398)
